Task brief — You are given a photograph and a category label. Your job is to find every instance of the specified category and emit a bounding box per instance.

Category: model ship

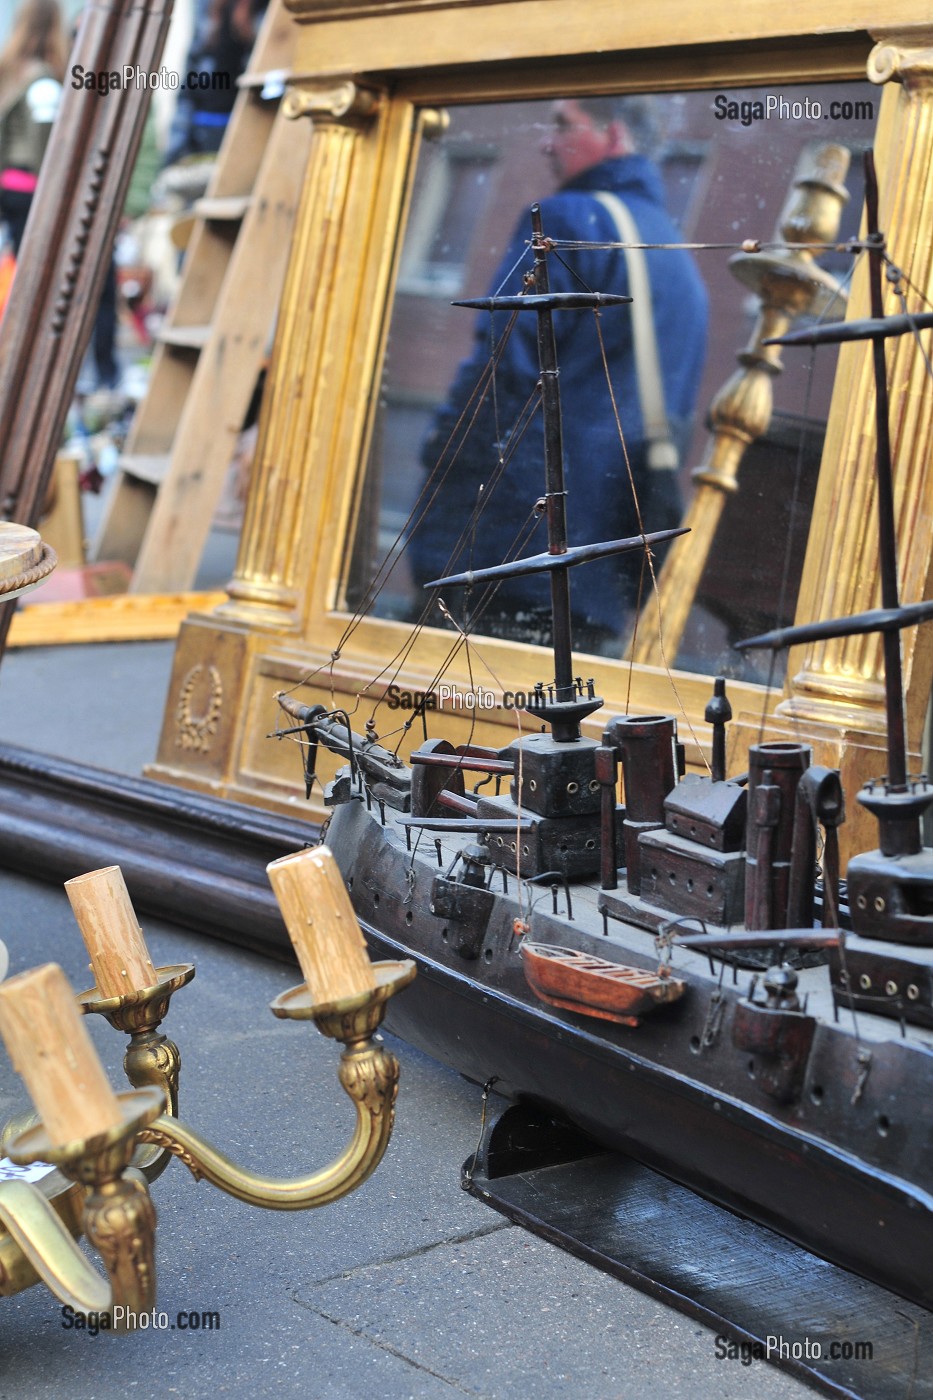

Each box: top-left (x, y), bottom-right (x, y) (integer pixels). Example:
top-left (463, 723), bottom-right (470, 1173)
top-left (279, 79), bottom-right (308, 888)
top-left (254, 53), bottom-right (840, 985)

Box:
top-left (273, 159), bottom-right (933, 1310)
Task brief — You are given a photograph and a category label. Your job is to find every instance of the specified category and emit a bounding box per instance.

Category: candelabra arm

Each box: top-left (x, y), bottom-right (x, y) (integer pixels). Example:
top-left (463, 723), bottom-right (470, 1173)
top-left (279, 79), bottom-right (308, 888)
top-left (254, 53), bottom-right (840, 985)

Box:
top-left (0, 1178), bottom-right (108, 1310)
top-left (141, 1043), bottom-right (397, 1209)
top-left (137, 960), bottom-right (415, 1211)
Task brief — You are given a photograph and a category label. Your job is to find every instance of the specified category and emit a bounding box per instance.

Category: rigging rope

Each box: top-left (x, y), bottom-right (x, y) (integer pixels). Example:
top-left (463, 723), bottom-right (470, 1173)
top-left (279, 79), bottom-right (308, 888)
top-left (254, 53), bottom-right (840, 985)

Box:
top-left (276, 228), bottom-right (933, 805)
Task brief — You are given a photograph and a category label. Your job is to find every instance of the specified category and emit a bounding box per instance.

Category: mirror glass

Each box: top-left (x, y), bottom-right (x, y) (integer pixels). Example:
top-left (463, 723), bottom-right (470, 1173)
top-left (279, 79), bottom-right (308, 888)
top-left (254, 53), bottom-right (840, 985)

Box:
top-left (345, 82), bottom-right (877, 682)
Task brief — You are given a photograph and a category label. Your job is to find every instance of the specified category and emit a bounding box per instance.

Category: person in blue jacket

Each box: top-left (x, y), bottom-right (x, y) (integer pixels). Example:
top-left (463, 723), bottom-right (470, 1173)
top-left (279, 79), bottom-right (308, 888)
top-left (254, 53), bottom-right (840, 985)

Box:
top-left (410, 95), bottom-right (709, 655)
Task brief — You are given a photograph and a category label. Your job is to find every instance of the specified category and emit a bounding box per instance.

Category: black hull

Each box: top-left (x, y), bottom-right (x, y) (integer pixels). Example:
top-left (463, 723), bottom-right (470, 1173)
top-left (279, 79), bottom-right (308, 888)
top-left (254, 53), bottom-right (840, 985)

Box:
top-left (367, 918), bottom-right (933, 1308)
top-left (328, 797), bottom-right (933, 1310)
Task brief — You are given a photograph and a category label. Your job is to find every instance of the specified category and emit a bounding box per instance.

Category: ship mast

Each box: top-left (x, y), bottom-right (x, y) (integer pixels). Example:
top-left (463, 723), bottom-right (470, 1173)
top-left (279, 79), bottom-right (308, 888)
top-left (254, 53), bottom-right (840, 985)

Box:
top-left (425, 207), bottom-right (687, 743)
top-left (529, 203), bottom-right (576, 712)
top-left (739, 152), bottom-right (933, 857)
top-left (864, 156), bottom-right (907, 791)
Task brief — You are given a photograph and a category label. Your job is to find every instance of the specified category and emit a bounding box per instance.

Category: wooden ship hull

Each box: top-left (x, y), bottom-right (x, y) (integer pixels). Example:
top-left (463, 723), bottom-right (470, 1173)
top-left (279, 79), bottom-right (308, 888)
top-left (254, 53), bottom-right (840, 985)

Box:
top-left (327, 795), bottom-right (933, 1311)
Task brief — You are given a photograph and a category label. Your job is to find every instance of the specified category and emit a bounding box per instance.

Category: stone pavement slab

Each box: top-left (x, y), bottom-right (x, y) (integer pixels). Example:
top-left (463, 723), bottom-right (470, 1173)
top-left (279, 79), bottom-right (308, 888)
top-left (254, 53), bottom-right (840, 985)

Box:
top-left (0, 640), bottom-right (817, 1397)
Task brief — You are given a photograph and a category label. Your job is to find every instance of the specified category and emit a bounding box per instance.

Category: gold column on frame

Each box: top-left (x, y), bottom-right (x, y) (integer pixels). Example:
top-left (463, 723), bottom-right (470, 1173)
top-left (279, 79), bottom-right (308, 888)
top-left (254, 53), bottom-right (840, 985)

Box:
top-left (731, 29), bottom-right (933, 860)
top-left (147, 78), bottom-right (394, 795)
top-left (223, 81), bottom-right (382, 631)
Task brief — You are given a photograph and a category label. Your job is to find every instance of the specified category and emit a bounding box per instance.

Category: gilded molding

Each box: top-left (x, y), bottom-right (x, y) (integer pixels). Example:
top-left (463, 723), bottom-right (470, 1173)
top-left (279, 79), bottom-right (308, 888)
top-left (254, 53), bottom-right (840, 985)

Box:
top-left (868, 35), bottom-right (933, 88)
top-left (282, 80), bottom-right (381, 122)
top-left (284, 0), bottom-right (496, 19)
top-left (175, 664), bottom-right (223, 754)
top-left (156, 5), bottom-right (929, 822)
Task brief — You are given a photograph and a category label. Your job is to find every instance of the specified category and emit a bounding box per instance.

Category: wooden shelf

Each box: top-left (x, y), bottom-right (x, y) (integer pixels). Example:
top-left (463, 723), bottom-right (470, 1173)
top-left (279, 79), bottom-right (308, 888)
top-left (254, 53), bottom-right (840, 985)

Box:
top-left (157, 325), bottom-right (212, 350)
top-left (118, 453), bottom-right (170, 485)
top-left (193, 195), bottom-right (252, 221)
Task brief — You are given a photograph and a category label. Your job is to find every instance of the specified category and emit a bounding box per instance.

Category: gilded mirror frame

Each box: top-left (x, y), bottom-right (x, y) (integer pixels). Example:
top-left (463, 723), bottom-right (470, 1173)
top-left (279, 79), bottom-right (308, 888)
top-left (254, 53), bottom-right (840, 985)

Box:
top-left (148, 2), bottom-right (933, 861)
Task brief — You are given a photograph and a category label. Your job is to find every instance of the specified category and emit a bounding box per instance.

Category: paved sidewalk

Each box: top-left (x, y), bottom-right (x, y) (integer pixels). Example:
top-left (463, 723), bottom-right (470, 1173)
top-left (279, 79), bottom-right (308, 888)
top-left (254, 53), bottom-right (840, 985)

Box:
top-left (0, 641), bottom-right (815, 1399)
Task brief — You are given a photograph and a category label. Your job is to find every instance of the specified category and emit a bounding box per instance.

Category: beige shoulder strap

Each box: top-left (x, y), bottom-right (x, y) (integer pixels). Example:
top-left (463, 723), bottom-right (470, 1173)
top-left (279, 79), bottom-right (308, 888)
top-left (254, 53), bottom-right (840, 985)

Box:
top-left (593, 190), bottom-right (678, 470)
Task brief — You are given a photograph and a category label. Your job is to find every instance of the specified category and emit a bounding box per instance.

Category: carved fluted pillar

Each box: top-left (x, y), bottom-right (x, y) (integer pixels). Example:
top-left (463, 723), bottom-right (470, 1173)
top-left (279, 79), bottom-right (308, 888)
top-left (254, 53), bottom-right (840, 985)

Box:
top-left (148, 77), bottom-right (402, 795)
top-left (732, 32), bottom-right (933, 859)
top-left (221, 81), bottom-right (381, 630)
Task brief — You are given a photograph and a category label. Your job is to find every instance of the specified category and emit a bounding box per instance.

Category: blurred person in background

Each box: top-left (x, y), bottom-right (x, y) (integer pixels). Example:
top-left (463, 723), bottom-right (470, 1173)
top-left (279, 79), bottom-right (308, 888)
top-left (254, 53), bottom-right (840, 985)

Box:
top-left (164, 0), bottom-right (267, 167)
top-left (411, 96), bottom-right (708, 655)
top-left (0, 0), bottom-right (66, 255)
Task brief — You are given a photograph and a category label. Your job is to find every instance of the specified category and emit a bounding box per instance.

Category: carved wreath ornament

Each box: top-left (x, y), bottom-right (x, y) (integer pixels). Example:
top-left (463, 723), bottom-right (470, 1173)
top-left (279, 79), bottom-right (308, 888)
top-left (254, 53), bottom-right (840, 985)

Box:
top-left (175, 665), bottom-right (223, 753)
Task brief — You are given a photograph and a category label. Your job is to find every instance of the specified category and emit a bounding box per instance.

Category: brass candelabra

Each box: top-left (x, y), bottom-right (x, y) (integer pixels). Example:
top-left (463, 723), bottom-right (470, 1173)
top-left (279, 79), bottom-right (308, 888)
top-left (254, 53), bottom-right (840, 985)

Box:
top-left (0, 848), bottom-right (414, 1330)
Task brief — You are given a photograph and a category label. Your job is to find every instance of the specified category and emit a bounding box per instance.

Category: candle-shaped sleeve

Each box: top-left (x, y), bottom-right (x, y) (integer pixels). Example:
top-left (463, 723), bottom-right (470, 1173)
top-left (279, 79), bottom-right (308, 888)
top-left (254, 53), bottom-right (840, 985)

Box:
top-left (65, 866), bottom-right (155, 999)
top-left (267, 845), bottom-right (376, 1004)
top-left (0, 963), bottom-right (125, 1146)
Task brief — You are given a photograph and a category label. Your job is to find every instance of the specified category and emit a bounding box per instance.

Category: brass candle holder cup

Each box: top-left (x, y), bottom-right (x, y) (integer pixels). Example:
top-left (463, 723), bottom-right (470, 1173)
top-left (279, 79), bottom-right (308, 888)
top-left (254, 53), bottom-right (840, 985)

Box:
top-left (2, 1087), bottom-right (164, 1328)
top-left (0, 847), bottom-right (416, 1325)
top-left (0, 965), bottom-right (194, 1182)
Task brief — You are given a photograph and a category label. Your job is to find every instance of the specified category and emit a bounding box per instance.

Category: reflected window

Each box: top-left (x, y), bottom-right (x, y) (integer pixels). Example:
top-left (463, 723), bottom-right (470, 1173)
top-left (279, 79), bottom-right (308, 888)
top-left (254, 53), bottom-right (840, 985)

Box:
top-left (346, 83), bottom-right (876, 679)
top-left (398, 140), bottom-right (499, 296)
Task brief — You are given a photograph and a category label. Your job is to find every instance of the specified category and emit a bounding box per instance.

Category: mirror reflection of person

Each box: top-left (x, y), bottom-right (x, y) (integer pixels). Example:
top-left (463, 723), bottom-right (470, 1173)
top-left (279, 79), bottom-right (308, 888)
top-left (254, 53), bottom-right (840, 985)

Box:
top-left (410, 96), bottom-right (708, 655)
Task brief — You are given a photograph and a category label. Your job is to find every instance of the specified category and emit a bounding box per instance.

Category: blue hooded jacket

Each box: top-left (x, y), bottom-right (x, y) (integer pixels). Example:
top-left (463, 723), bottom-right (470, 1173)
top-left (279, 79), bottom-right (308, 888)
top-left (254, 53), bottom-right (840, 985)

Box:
top-left (410, 153), bottom-right (709, 648)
